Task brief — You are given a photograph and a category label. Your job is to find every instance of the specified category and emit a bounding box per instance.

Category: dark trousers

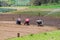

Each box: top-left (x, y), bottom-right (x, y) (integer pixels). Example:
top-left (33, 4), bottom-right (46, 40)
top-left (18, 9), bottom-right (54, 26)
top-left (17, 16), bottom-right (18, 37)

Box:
top-left (37, 22), bottom-right (42, 26)
top-left (16, 21), bottom-right (21, 25)
top-left (24, 21), bottom-right (29, 25)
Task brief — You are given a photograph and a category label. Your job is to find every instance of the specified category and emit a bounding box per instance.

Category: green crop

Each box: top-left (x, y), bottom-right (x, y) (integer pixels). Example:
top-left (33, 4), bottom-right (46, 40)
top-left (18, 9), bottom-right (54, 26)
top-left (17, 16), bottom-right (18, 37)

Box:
top-left (6, 30), bottom-right (60, 40)
top-left (29, 5), bottom-right (60, 8)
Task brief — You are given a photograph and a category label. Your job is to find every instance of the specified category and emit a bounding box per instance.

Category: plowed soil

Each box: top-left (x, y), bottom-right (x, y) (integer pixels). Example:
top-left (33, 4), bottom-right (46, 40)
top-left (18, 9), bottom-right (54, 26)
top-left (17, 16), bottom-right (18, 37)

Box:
top-left (0, 14), bottom-right (60, 40)
top-left (0, 22), bottom-right (58, 40)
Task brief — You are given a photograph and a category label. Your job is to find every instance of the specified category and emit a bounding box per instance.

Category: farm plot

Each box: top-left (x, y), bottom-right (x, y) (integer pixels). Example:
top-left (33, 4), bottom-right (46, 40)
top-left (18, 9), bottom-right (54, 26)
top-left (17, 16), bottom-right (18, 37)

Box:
top-left (0, 7), bottom-right (60, 40)
top-left (0, 21), bottom-right (58, 40)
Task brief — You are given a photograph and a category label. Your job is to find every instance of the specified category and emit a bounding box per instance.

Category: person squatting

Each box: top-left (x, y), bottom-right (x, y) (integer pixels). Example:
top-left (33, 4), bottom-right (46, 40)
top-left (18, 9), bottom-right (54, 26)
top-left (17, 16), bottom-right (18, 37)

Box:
top-left (16, 18), bottom-right (21, 25)
top-left (36, 19), bottom-right (43, 26)
top-left (16, 18), bottom-right (43, 26)
top-left (24, 18), bottom-right (30, 25)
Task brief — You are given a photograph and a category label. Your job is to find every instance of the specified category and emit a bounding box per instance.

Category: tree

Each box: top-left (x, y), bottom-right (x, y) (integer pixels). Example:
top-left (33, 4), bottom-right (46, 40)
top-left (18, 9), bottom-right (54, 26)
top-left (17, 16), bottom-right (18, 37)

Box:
top-left (32, 0), bottom-right (60, 5)
top-left (30, 0), bottom-right (40, 5)
top-left (0, 1), bottom-right (8, 7)
top-left (8, 0), bottom-right (15, 5)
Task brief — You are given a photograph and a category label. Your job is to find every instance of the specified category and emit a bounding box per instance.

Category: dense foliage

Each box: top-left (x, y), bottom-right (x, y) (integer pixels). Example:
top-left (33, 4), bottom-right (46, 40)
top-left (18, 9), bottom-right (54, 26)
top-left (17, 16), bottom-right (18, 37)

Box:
top-left (0, 0), bottom-right (60, 6)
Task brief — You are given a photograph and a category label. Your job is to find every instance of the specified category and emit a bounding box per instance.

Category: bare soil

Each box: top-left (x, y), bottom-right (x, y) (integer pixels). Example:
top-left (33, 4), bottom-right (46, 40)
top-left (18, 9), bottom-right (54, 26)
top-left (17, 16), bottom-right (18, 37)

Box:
top-left (0, 14), bottom-right (60, 40)
top-left (0, 14), bottom-right (60, 27)
top-left (0, 22), bottom-right (58, 40)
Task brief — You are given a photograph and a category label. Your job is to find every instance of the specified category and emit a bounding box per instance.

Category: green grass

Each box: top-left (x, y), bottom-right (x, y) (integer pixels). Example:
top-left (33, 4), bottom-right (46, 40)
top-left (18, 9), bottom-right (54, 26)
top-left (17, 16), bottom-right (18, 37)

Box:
top-left (13, 9), bottom-right (60, 17)
top-left (29, 5), bottom-right (60, 8)
top-left (6, 30), bottom-right (60, 40)
top-left (0, 6), bottom-right (60, 17)
top-left (14, 11), bottom-right (50, 16)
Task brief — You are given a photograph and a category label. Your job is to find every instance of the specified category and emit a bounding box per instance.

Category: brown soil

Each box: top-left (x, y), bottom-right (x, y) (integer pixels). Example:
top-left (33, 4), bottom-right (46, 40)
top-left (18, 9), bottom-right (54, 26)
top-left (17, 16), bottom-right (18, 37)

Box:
top-left (0, 14), bottom-right (60, 40)
top-left (0, 14), bottom-right (60, 27)
top-left (0, 22), bottom-right (58, 40)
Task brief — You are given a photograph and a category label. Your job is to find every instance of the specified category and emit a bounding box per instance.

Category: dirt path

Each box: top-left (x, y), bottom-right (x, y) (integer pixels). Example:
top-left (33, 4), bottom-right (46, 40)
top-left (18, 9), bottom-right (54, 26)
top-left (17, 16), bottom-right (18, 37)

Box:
top-left (0, 21), bottom-right (58, 40)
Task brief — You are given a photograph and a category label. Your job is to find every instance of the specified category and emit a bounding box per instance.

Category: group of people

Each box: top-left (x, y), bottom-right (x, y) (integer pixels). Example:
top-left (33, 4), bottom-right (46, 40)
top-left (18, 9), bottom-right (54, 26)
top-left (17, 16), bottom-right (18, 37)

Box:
top-left (16, 18), bottom-right (30, 25)
top-left (16, 18), bottom-right (43, 26)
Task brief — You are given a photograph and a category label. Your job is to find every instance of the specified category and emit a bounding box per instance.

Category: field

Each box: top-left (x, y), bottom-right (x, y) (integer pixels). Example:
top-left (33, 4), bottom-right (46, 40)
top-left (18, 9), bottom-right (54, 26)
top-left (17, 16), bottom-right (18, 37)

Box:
top-left (0, 6), bottom-right (60, 17)
top-left (0, 14), bottom-right (60, 40)
top-left (0, 6), bottom-right (60, 40)
top-left (7, 30), bottom-right (60, 40)
top-left (0, 22), bottom-right (58, 40)
top-left (29, 5), bottom-right (60, 8)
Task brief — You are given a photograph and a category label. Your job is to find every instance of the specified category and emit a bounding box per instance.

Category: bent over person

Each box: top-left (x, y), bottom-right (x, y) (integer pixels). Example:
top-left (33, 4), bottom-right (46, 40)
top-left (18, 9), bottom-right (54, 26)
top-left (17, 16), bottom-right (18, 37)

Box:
top-left (16, 18), bottom-right (21, 25)
top-left (36, 19), bottom-right (43, 26)
top-left (24, 18), bottom-right (30, 25)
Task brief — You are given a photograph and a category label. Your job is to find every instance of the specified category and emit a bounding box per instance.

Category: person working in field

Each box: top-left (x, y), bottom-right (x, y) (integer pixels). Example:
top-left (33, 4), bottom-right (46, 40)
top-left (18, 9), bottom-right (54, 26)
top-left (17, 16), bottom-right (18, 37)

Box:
top-left (36, 19), bottom-right (43, 26)
top-left (16, 18), bottom-right (21, 25)
top-left (24, 18), bottom-right (30, 25)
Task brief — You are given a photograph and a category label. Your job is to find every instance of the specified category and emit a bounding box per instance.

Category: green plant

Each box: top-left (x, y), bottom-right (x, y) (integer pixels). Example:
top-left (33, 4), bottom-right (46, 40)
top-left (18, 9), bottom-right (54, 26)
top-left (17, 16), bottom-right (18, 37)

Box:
top-left (6, 30), bottom-right (60, 40)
